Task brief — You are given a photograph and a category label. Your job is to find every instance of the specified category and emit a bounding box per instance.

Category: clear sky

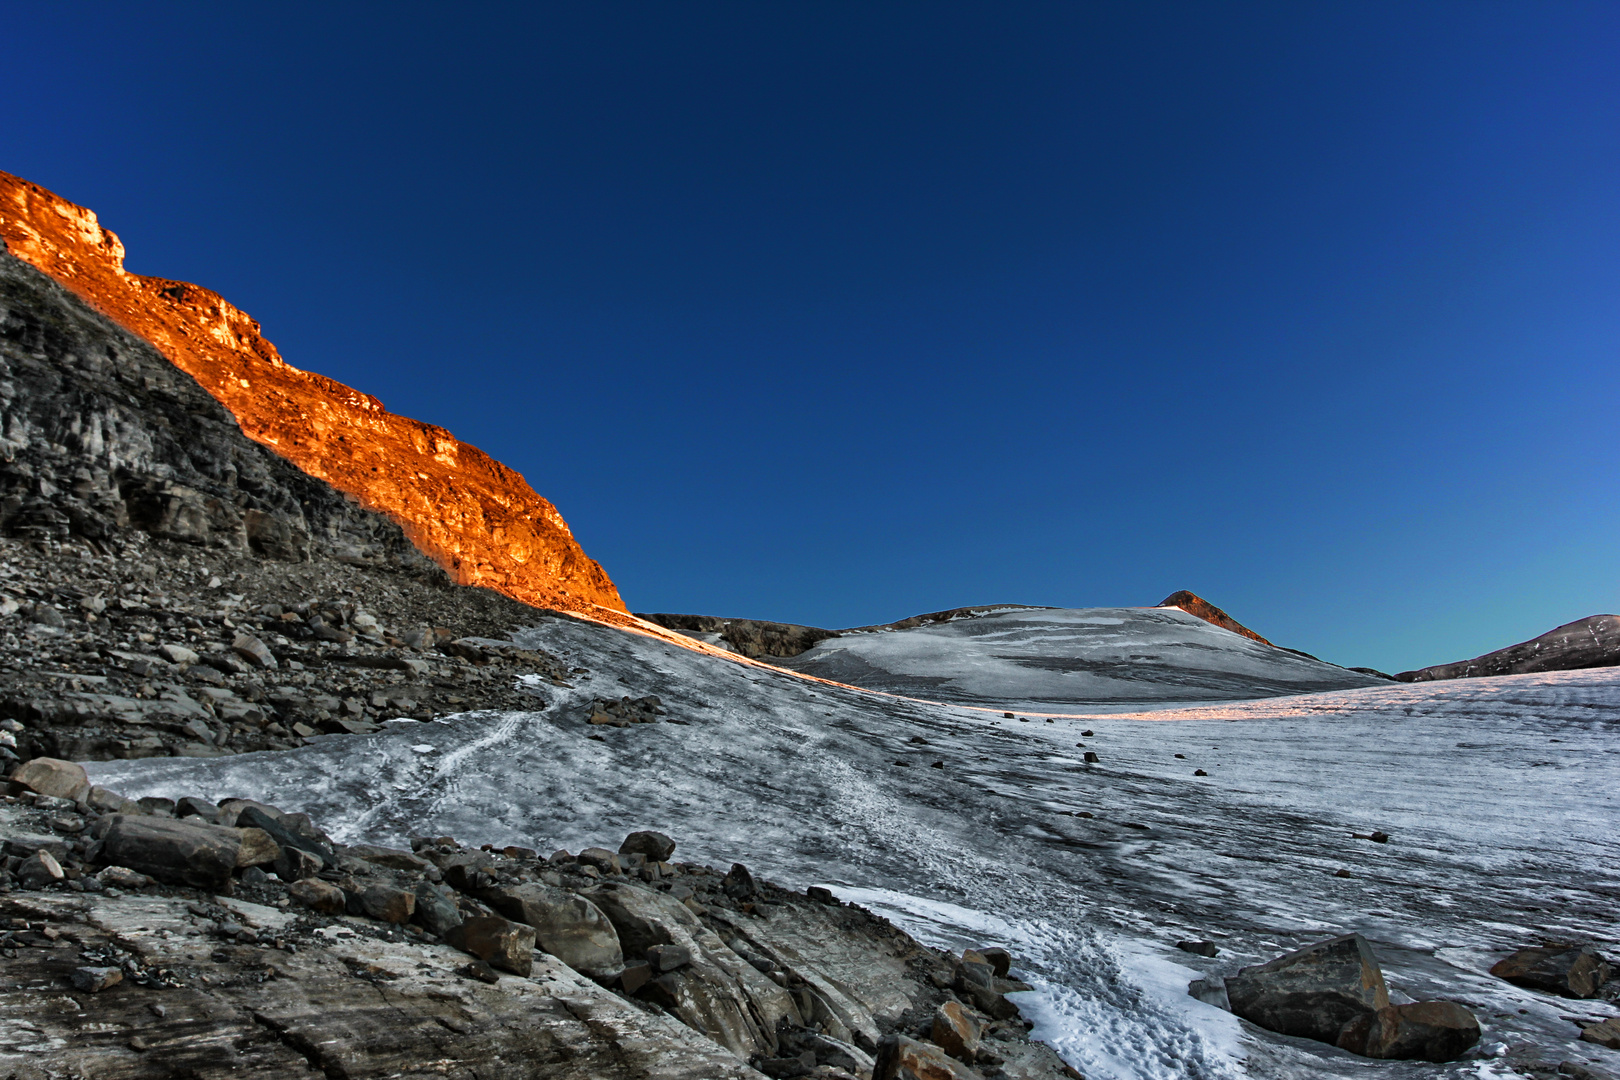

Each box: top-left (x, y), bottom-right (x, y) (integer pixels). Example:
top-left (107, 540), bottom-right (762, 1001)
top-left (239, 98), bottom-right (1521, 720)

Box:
top-left (6, 3), bottom-right (1618, 673)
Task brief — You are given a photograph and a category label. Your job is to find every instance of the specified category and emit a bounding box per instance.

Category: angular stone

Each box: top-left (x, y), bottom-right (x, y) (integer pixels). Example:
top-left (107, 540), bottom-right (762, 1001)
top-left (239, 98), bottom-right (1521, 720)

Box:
top-left (234, 827), bottom-right (281, 867)
top-left (9, 757), bottom-right (90, 801)
top-left (413, 882), bottom-right (465, 938)
top-left (577, 847), bottom-right (620, 874)
top-left (647, 944), bottom-right (692, 973)
top-left (70, 966), bottom-right (123, 993)
top-left (619, 830), bottom-right (676, 861)
top-left (273, 845), bottom-right (323, 883)
top-left (1490, 945), bottom-right (1611, 999)
top-left (1337, 1000), bottom-right (1482, 1062)
top-left (96, 814), bottom-right (242, 889)
top-left (1224, 933), bottom-right (1389, 1045)
top-left (445, 916), bottom-right (535, 977)
top-left (84, 787), bottom-right (138, 815)
top-left (873, 1034), bottom-right (985, 1080)
top-left (175, 796), bottom-right (223, 823)
top-left (94, 866), bottom-right (152, 890)
top-left (348, 843), bottom-right (431, 872)
top-left (1582, 1018), bottom-right (1620, 1049)
top-left (288, 878), bottom-right (346, 914)
top-left (722, 862), bottom-right (756, 900)
top-left (976, 947), bottom-right (1012, 978)
top-left (235, 805), bottom-right (333, 867)
top-left (231, 632), bottom-right (278, 669)
top-left (1188, 975), bottom-right (1231, 1009)
top-left (17, 850), bottom-right (65, 888)
top-left (159, 642), bottom-right (200, 666)
top-left (482, 882), bottom-right (624, 977)
top-left (931, 999), bottom-right (982, 1061)
top-left (361, 884), bottom-right (416, 924)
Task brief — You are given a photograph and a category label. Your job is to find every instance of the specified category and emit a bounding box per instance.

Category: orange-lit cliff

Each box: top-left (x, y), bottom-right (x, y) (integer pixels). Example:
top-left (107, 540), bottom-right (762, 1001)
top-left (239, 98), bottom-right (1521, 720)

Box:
top-left (1156, 590), bottom-right (1273, 646)
top-left (0, 171), bottom-right (626, 617)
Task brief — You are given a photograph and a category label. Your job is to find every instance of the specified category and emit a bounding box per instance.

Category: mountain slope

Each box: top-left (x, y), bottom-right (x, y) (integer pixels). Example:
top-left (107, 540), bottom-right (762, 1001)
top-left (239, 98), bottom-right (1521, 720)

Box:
top-left (1396, 613), bottom-right (1620, 682)
top-left (774, 605), bottom-right (1384, 708)
top-left (1155, 590), bottom-right (1271, 646)
top-left (0, 170), bottom-right (623, 617)
top-left (86, 613), bottom-right (1620, 1080)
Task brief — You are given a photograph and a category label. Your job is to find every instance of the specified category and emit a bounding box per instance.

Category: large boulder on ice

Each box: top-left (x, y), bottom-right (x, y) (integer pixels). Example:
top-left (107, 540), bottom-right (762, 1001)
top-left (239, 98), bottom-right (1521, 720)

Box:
top-left (1490, 944), bottom-right (1611, 999)
top-left (1224, 933), bottom-right (1389, 1044)
top-left (1336, 1000), bottom-right (1482, 1062)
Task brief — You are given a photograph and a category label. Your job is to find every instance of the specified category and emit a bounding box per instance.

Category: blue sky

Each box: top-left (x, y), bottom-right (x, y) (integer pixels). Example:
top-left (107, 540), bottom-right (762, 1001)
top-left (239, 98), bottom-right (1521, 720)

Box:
top-left (7, 3), bottom-right (1618, 672)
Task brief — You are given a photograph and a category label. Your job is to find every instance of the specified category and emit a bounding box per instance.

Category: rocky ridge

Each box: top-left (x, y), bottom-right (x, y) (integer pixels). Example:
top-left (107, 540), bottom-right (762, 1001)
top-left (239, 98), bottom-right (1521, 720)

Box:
top-left (1, 759), bottom-right (1077, 1080)
top-left (0, 171), bottom-right (624, 618)
top-left (1397, 614), bottom-right (1620, 683)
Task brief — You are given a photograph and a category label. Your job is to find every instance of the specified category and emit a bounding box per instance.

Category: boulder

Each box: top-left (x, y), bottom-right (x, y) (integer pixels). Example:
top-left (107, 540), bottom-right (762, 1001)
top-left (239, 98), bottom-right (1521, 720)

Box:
top-left (445, 916), bottom-right (536, 977)
top-left (348, 843), bottom-right (431, 872)
top-left (873, 1034), bottom-right (985, 1080)
top-left (976, 947), bottom-right (1012, 978)
top-left (412, 882), bottom-right (465, 938)
top-left (233, 827), bottom-right (280, 867)
top-left (175, 796), bottom-right (222, 823)
top-left (95, 814), bottom-right (242, 889)
top-left (1582, 1018), bottom-right (1620, 1049)
top-left (1490, 945), bottom-right (1611, 999)
top-left (361, 884), bottom-right (417, 924)
top-left (289, 878), bottom-right (346, 914)
top-left (930, 999), bottom-right (982, 1061)
top-left (1224, 933), bottom-right (1389, 1045)
top-left (1188, 975), bottom-right (1230, 1009)
top-left (478, 882), bottom-right (624, 978)
top-left (273, 846), bottom-right (322, 883)
top-left (69, 966), bottom-right (123, 993)
top-left (647, 944), bottom-right (692, 973)
top-left (158, 643), bottom-right (199, 666)
top-left (619, 830), bottom-right (676, 861)
top-left (230, 632), bottom-right (278, 669)
top-left (16, 850), bottom-right (65, 888)
top-left (9, 757), bottom-right (90, 801)
top-left (577, 847), bottom-right (620, 874)
top-left (1336, 1000), bottom-right (1481, 1062)
top-left (722, 862), bottom-right (757, 900)
top-left (235, 805), bottom-right (333, 867)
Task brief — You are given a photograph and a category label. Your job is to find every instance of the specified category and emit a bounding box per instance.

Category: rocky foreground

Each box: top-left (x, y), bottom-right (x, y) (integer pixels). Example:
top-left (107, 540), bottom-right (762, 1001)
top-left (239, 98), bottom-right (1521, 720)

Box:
top-left (2, 757), bottom-right (1076, 1080)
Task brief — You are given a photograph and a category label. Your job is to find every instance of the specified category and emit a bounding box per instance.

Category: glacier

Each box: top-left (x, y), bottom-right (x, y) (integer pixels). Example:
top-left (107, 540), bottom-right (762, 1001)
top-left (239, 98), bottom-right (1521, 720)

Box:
top-left (85, 611), bottom-right (1620, 1079)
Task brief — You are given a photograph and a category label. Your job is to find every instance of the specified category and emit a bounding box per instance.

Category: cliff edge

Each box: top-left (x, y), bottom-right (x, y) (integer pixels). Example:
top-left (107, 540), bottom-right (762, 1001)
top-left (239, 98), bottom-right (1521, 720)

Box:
top-left (0, 171), bottom-right (625, 617)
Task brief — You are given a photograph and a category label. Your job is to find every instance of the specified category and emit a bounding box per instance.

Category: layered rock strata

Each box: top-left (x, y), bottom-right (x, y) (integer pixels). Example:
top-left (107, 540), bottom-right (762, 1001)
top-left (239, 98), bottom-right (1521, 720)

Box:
top-left (0, 171), bottom-right (624, 617)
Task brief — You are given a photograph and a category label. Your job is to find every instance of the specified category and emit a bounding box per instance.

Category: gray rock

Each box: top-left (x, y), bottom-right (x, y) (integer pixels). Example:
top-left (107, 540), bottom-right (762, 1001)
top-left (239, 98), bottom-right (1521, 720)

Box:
top-left (873, 1034), bottom-right (984, 1079)
top-left (1188, 975), bottom-right (1230, 1009)
top-left (236, 805), bottom-right (333, 867)
top-left (1490, 945), bottom-right (1611, 999)
top-left (1224, 933), bottom-right (1389, 1045)
top-left (16, 849), bottom-right (65, 888)
top-left (1336, 999), bottom-right (1482, 1061)
top-left (95, 813), bottom-right (242, 889)
top-left (619, 830), bottom-right (676, 861)
top-left (647, 944), bottom-right (692, 973)
top-left (9, 757), bottom-right (90, 801)
top-left (479, 882), bottom-right (623, 978)
top-left (577, 847), bottom-right (620, 874)
top-left (69, 966), bottom-right (123, 993)
top-left (445, 916), bottom-right (536, 977)
top-left (159, 643), bottom-right (200, 666)
top-left (361, 884), bottom-right (417, 924)
top-left (289, 878), bottom-right (347, 914)
top-left (722, 862), bottom-right (757, 900)
top-left (273, 845), bottom-right (323, 883)
top-left (413, 882), bottom-right (465, 937)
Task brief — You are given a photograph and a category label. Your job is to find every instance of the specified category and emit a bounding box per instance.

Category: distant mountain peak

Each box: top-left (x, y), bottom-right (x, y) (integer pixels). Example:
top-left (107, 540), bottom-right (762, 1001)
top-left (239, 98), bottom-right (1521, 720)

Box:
top-left (1156, 590), bottom-right (1273, 646)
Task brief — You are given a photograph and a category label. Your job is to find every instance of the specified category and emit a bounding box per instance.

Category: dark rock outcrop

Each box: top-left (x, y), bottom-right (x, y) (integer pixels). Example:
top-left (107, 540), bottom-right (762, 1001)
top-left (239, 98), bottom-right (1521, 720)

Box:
top-left (1397, 615), bottom-right (1620, 682)
top-left (1336, 999), bottom-right (1482, 1062)
top-left (638, 613), bottom-right (841, 659)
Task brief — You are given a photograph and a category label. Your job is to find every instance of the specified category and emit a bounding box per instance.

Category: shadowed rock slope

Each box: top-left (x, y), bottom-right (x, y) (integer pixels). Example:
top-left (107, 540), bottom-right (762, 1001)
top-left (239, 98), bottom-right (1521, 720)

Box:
top-left (1396, 614), bottom-right (1620, 682)
top-left (0, 170), bottom-right (623, 618)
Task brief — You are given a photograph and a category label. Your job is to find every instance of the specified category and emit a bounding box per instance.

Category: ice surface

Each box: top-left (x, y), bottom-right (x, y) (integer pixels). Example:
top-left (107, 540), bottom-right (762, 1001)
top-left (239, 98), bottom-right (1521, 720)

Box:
top-left (86, 613), bottom-right (1620, 1078)
top-left (775, 606), bottom-right (1386, 708)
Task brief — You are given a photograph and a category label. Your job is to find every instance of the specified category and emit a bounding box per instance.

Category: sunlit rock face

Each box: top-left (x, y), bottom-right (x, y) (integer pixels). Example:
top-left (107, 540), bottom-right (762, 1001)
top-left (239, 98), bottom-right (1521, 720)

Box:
top-left (0, 171), bottom-right (625, 617)
top-left (1156, 589), bottom-right (1272, 646)
top-left (776, 605), bottom-right (1385, 708)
